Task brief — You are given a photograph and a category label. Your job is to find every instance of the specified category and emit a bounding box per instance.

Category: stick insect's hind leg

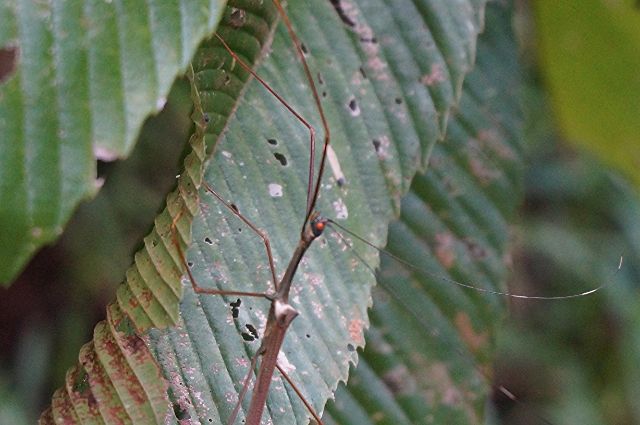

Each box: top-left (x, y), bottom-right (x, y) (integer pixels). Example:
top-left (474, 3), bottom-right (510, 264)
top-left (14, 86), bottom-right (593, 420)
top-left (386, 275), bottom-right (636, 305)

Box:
top-left (275, 363), bottom-right (324, 425)
top-left (227, 350), bottom-right (262, 425)
top-left (202, 181), bottom-right (280, 293)
top-left (170, 205), bottom-right (273, 299)
top-left (214, 32), bottom-right (320, 222)
top-left (270, 0), bottom-right (332, 221)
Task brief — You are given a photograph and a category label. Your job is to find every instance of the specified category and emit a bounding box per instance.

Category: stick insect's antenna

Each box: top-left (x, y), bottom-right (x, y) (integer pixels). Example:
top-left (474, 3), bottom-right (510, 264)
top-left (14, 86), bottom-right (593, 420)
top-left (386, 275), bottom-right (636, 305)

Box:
top-left (328, 219), bottom-right (624, 300)
top-left (325, 221), bottom-right (624, 425)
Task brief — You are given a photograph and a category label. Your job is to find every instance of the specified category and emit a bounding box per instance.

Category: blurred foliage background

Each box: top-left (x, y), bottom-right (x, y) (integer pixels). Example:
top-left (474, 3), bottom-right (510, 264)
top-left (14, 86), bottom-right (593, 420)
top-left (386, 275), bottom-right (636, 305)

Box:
top-left (491, 2), bottom-right (640, 424)
top-left (1, 1), bottom-right (639, 424)
top-left (493, 87), bottom-right (640, 425)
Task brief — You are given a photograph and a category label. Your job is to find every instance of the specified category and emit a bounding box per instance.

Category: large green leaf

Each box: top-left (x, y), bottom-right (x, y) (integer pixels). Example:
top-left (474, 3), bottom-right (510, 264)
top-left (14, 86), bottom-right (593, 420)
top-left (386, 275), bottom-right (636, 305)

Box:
top-left (41, 0), bottom-right (488, 423)
top-left (0, 0), bottom-right (227, 284)
top-left (325, 2), bottom-right (522, 423)
top-left (148, 0), bottom-right (486, 423)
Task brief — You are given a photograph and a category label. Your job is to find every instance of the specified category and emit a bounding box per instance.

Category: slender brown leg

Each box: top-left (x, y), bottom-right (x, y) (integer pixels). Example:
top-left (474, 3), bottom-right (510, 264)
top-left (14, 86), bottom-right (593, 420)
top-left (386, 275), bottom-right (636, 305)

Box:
top-left (170, 207), bottom-right (272, 299)
top-left (214, 32), bottom-right (320, 224)
top-left (227, 351), bottom-right (261, 425)
top-left (276, 362), bottom-right (324, 425)
top-left (270, 0), bottom-right (332, 224)
top-left (202, 181), bottom-right (279, 292)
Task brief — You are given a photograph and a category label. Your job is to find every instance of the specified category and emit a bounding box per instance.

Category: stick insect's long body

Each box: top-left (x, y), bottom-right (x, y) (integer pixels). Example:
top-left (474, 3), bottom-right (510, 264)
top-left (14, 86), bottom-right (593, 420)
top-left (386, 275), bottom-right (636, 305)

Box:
top-left (243, 214), bottom-right (327, 424)
top-left (220, 0), bottom-right (335, 422)
top-left (197, 1), bottom-right (334, 422)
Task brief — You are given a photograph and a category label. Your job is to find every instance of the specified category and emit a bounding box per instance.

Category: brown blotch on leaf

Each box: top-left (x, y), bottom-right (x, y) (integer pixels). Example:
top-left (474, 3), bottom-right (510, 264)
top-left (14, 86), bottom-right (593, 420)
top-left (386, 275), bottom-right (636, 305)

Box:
top-left (383, 364), bottom-right (415, 395)
top-left (420, 64), bottom-right (446, 86)
top-left (122, 333), bottom-right (146, 352)
top-left (477, 129), bottom-right (516, 161)
top-left (0, 45), bottom-right (18, 83)
top-left (463, 237), bottom-right (487, 260)
top-left (468, 157), bottom-right (500, 186)
top-left (435, 232), bottom-right (456, 269)
top-left (454, 311), bottom-right (488, 355)
top-left (348, 316), bottom-right (365, 346)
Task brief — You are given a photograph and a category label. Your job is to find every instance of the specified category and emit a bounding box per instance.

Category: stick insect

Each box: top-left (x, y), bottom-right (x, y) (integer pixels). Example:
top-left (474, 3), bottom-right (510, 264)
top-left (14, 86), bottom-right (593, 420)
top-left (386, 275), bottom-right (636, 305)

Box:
top-left (171, 1), bottom-right (339, 423)
top-left (168, 2), bottom-right (621, 424)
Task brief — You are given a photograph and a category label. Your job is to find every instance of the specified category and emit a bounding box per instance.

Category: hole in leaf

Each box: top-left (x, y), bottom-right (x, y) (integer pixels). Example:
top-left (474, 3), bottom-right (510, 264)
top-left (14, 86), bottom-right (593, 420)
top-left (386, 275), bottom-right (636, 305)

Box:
top-left (274, 152), bottom-right (287, 166)
top-left (347, 98), bottom-right (360, 116)
top-left (173, 403), bottom-right (190, 420)
top-left (246, 324), bottom-right (259, 339)
top-left (231, 299), bottom-right (241, 318)
top-left (241, 332), bottom-right (255, 342)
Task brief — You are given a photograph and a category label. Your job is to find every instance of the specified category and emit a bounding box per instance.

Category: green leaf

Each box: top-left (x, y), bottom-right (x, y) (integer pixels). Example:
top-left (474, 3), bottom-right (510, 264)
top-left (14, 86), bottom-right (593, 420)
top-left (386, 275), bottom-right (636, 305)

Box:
top-left (325, 2), bottom-right (523, 423)
top-left (148, 0), bottom-right (487, 423)
top-left (41, 0), bottom-right (489, 423)
top-left (533, 0), bottom-right (640, 188)
top-left (0, 0), bottom-right (227, 284)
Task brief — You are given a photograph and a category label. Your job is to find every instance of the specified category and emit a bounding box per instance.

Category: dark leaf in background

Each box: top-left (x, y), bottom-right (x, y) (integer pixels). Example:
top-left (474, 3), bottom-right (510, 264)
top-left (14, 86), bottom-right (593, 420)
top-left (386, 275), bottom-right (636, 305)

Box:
top-left (325, 2), bottom-right (522, 423)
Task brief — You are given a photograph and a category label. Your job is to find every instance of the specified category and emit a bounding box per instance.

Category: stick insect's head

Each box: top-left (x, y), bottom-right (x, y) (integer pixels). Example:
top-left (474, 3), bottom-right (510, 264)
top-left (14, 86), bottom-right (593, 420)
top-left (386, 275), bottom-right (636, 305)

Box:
top-left (308, 211), bottom-right (328, 238)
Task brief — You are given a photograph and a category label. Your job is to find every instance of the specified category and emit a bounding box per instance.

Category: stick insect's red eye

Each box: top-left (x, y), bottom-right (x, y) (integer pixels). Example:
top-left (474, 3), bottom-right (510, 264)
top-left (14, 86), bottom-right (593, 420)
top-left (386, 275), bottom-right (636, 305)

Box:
top-left (311, 218), bottom-right (326, 237)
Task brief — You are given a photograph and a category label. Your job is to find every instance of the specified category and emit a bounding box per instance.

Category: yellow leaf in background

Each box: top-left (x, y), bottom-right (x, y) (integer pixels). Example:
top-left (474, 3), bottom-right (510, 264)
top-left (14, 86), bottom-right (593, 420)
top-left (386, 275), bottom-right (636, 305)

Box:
top-left (534, 0), bottom-right (640, 187)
